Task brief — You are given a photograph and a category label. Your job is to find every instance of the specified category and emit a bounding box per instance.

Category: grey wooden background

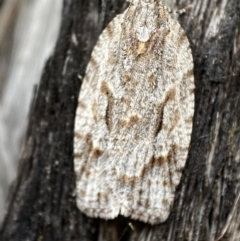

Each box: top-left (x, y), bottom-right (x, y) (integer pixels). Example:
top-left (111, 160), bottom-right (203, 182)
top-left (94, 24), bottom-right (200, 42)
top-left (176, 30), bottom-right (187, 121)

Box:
top-left (0, 0), bottom-right (62, 224)
top-left (0, 0), bottom-right (240, 240)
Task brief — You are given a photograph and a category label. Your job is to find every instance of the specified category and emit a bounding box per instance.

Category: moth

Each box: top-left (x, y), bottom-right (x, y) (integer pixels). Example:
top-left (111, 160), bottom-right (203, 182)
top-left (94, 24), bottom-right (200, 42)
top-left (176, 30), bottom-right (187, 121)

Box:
top-left (74, 0), bottom-right (194, 224)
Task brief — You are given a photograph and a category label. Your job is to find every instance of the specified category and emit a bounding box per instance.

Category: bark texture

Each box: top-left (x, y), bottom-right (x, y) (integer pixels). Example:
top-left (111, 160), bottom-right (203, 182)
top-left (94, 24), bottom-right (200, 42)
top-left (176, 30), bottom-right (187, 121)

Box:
top-left (0, 0), bottom-right (62, 224)
top-left (1, 0), bottom-right (240, 240)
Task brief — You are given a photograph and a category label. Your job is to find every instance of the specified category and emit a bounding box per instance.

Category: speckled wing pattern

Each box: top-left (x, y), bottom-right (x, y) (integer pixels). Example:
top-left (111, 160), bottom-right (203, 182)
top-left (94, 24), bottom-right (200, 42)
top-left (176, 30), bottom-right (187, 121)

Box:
top-left (74, 0), bottom-right (194, 224)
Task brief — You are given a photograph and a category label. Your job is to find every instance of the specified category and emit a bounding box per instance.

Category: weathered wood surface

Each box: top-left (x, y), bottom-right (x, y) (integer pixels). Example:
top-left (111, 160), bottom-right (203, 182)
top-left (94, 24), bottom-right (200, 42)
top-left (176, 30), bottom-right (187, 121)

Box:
top-left (1, 0), bottom-right (240, 240)
top-left (0, 0), bottom-right (62, 224)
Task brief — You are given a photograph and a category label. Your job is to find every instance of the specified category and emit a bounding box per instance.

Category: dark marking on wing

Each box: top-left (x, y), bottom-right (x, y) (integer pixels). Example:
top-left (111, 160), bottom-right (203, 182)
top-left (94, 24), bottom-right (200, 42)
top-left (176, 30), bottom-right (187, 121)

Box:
top-left (183, 68), bottom-right (194, 80)
top-left (92, 148), bottom-right (104, 159)
top-left (89, 57), bottom-right (97, 69)
top-left (153, 103), bottom-right (164, 137)
top-left (154, 87), bottom-right (177, 137)
top-left (117, 174), bottom-right (139, 186)
top-left (74, 132), bottom-right (84, 139)
top-left (78, 101), bottom-right (86, 109)
top-left (140, 155), bottom-right (167, 179)
top-left (101, 81), bottom-right (114, 131)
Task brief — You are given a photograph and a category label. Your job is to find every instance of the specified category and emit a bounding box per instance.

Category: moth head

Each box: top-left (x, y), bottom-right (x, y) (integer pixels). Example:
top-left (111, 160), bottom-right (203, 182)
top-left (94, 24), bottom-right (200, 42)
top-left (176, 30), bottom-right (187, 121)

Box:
top-left (128, 0), bottom-right (166, 42)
